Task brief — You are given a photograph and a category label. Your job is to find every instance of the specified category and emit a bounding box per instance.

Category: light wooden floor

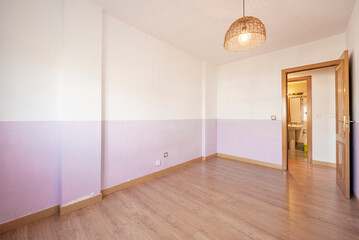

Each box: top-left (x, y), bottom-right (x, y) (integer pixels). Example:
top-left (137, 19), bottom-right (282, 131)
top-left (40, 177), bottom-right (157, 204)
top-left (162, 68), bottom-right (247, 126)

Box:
top-left (1, 157), bottom-right (359, 240)
top-left (288, 149), bottom-right (307, 162)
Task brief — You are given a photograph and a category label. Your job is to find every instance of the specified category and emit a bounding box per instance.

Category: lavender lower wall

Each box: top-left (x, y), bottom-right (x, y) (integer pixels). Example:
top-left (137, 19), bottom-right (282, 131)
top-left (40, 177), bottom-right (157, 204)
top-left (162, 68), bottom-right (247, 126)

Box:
top-left (102, 119), bottom-right (202, 189)
top-left (0, 122), bottom-right (61, 224)
top-left (217, 119), bottom-right (282, 165)
top-left (353, 123), bottom-right (359, 198)
top-left (61, 121), bottom-right (102, 205)
top-left (204, 119), bottom-right (217, 156)
top-left (0, 119), bottom-right (202, 223)
top-left (0, 121), bottom-right (102, 223)
top-left (2, 118), bottom-right (356, 224)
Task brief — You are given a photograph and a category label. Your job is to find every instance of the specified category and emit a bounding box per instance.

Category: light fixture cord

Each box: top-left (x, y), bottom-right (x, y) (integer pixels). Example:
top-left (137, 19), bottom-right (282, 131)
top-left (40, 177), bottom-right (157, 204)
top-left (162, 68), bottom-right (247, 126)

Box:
top-left (243, 0), bottom-right (245, 17)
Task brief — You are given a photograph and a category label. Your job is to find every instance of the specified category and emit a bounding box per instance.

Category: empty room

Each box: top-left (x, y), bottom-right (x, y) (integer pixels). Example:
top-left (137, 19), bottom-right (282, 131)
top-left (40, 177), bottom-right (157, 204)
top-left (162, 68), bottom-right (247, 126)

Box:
top-left (1, 0), bottom-right (359, 239)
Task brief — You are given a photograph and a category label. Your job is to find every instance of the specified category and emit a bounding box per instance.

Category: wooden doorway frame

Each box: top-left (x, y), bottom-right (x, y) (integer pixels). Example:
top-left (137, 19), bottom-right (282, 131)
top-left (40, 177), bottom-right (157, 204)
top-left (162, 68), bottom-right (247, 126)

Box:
top-left (287, 76), bottom-right (312, 165)
top-left (282, 59), bottom-right (341, 170)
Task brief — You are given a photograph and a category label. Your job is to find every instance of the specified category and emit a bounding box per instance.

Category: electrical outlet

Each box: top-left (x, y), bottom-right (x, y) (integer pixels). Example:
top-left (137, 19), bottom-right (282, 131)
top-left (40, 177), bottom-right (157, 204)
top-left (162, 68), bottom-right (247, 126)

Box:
top-left (164, 152), bottom-right (168, 158)
top-left (156, 160), bottom-right (161, 166)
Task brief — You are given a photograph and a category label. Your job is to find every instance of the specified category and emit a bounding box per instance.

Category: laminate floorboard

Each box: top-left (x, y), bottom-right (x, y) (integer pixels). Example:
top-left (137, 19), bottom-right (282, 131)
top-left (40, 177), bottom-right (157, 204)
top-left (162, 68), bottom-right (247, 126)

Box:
top-left (1, 157), bottom-right (359, 240)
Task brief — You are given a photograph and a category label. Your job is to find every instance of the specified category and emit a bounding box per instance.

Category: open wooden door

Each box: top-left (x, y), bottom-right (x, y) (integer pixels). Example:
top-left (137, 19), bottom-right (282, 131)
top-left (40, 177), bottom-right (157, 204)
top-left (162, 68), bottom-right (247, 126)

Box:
top-left (335, 50), bottom-right (351, 198)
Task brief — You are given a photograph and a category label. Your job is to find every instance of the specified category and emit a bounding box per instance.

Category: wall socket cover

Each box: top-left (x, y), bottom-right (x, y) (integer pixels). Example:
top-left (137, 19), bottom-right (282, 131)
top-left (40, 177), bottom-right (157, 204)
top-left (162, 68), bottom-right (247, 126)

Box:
top-left (164, 152), bottom-right (168, 158)
top-left (156, 160), bottom-right (161, 166)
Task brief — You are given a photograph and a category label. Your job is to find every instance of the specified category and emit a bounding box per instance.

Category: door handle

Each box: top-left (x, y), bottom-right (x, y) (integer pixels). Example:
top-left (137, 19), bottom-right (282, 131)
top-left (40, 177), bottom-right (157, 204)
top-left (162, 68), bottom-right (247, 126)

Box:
top-left (345, 117), bottom-right (355, 130)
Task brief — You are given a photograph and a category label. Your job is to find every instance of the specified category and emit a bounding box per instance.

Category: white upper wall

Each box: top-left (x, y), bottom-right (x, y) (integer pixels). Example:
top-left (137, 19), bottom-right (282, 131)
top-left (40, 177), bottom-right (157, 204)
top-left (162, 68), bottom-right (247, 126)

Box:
top-left (0, 0), bottom-right (63, 121)
top-left (62, 0), bottom-right (102, 121)
top-left (0, 0), bottom-right (204, 122)
top-left (346, 0), bottom-right (359, 121)
top-left (217, 34), bottom-right (347, 120)
top-left (1, 0), bottom-right (353, 123)
top-left (204, 62), bottom-right (217, 119)
top-left (0, 0), bottom-right (102, 121)
top-left (103, 14), bottom-right (203, 121)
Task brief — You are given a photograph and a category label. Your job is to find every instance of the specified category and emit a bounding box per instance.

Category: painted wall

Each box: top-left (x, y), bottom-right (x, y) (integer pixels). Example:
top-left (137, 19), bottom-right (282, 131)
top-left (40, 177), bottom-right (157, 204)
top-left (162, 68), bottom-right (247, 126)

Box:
top-left (0, 0), bottom-right (63, 224)
top-left (0, 0), bottom-right (103, 223)
top-left (202, 62), bottom-right (217, 157)
top-left (0, 0), bottom-right (206, 223)
top-left (102, 14), bottom-right (203, 189)
top-left (346, 0), bottom-right (359, 198)
top-left (289, 67), bottom-right (336, 164)
top-left (288, 81), bottom-right (307, 95)
top-left (217, 34), bottom-right (346, 165)
top-left (61, 0), bottom-right (102, 206)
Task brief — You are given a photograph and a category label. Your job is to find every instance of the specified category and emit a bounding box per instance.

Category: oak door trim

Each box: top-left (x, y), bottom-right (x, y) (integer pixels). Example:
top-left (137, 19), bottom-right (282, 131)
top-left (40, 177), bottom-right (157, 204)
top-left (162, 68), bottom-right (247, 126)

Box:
top-left (287, 76), bottom-right (312, 165)
top-left (282, 59), bottom-right (341, 170)
top-left (283, 60), bottom-right (341, 74)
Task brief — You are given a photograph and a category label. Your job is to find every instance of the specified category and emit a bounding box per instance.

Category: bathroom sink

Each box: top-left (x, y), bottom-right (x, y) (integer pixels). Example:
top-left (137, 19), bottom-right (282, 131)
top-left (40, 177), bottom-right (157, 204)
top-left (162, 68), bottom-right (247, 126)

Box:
top-left (288, 125), bottom-right (302, 151)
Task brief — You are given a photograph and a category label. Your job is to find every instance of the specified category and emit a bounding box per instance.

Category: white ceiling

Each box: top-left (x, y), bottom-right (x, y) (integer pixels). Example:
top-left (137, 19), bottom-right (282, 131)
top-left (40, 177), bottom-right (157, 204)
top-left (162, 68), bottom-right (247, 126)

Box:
top-left (91, 0), bottom-right (356, 65)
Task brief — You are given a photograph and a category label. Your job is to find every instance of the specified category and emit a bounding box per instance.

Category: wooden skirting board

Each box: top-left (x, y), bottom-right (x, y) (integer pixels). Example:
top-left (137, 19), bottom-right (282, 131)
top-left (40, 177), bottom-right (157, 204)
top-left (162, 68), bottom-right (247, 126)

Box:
top-left (217, 153), bottom-right (282, 170)
top-left (59, 194), bottom-right (103, 216)
top-left (102, 154), bottom-right (282, 197)
top-left (0, 194), bottom-right (103, 234)
top-left (0, 206), bottom-right (58, 235)
top-left (312, 160), bottom-right (336, 168)
top-left (102, 156), bottom-right (203, 196)
top-left (354, 192), bottom-right (359, 208)
top-left (202, 153), bottom-right (217, 161)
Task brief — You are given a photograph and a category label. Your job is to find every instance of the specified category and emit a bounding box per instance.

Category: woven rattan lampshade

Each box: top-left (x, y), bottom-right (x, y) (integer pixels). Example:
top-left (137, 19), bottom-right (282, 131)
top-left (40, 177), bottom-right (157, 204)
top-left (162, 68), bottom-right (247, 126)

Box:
top-left (224, 1), bottom-right (266, 52)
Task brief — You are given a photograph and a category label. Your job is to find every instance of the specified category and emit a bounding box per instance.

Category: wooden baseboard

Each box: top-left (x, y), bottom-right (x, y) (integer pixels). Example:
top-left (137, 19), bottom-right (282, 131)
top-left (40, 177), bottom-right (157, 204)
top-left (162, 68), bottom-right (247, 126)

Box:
top-left (202, 153), bottom-right (217, 160)
top-left (312, 160), bottom-right (336, 168)
top-left (354, 191), bottom-right (359, 201)
top-left (353, 191), bottom-right (359, 209)
top-left (102, 156), bottom-right (202, 196)
top-left (59, 194), bottom-right (102, 216)
top-left (217, 153), bottom-right (282, 170)
top-left (0, 206), bottom-right (58, 235)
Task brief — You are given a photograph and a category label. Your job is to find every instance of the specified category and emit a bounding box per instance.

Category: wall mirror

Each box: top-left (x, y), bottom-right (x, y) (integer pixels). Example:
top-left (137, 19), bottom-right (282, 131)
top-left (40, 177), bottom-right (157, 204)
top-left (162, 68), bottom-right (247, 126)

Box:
top-left (288, 95), bottom-right (304, 124)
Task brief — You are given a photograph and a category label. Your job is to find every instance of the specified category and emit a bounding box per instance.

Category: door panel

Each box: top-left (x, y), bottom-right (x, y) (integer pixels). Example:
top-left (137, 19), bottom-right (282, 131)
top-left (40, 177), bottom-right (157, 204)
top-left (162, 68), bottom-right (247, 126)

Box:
top-left (335, 50), bottom-right (350, 198)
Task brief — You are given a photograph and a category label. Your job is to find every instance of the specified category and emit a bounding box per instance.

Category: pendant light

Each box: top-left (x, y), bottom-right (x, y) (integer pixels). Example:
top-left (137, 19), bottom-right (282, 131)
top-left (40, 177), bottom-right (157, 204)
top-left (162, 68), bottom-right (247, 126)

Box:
top-left (224, 0), bottom-right (266, 52)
